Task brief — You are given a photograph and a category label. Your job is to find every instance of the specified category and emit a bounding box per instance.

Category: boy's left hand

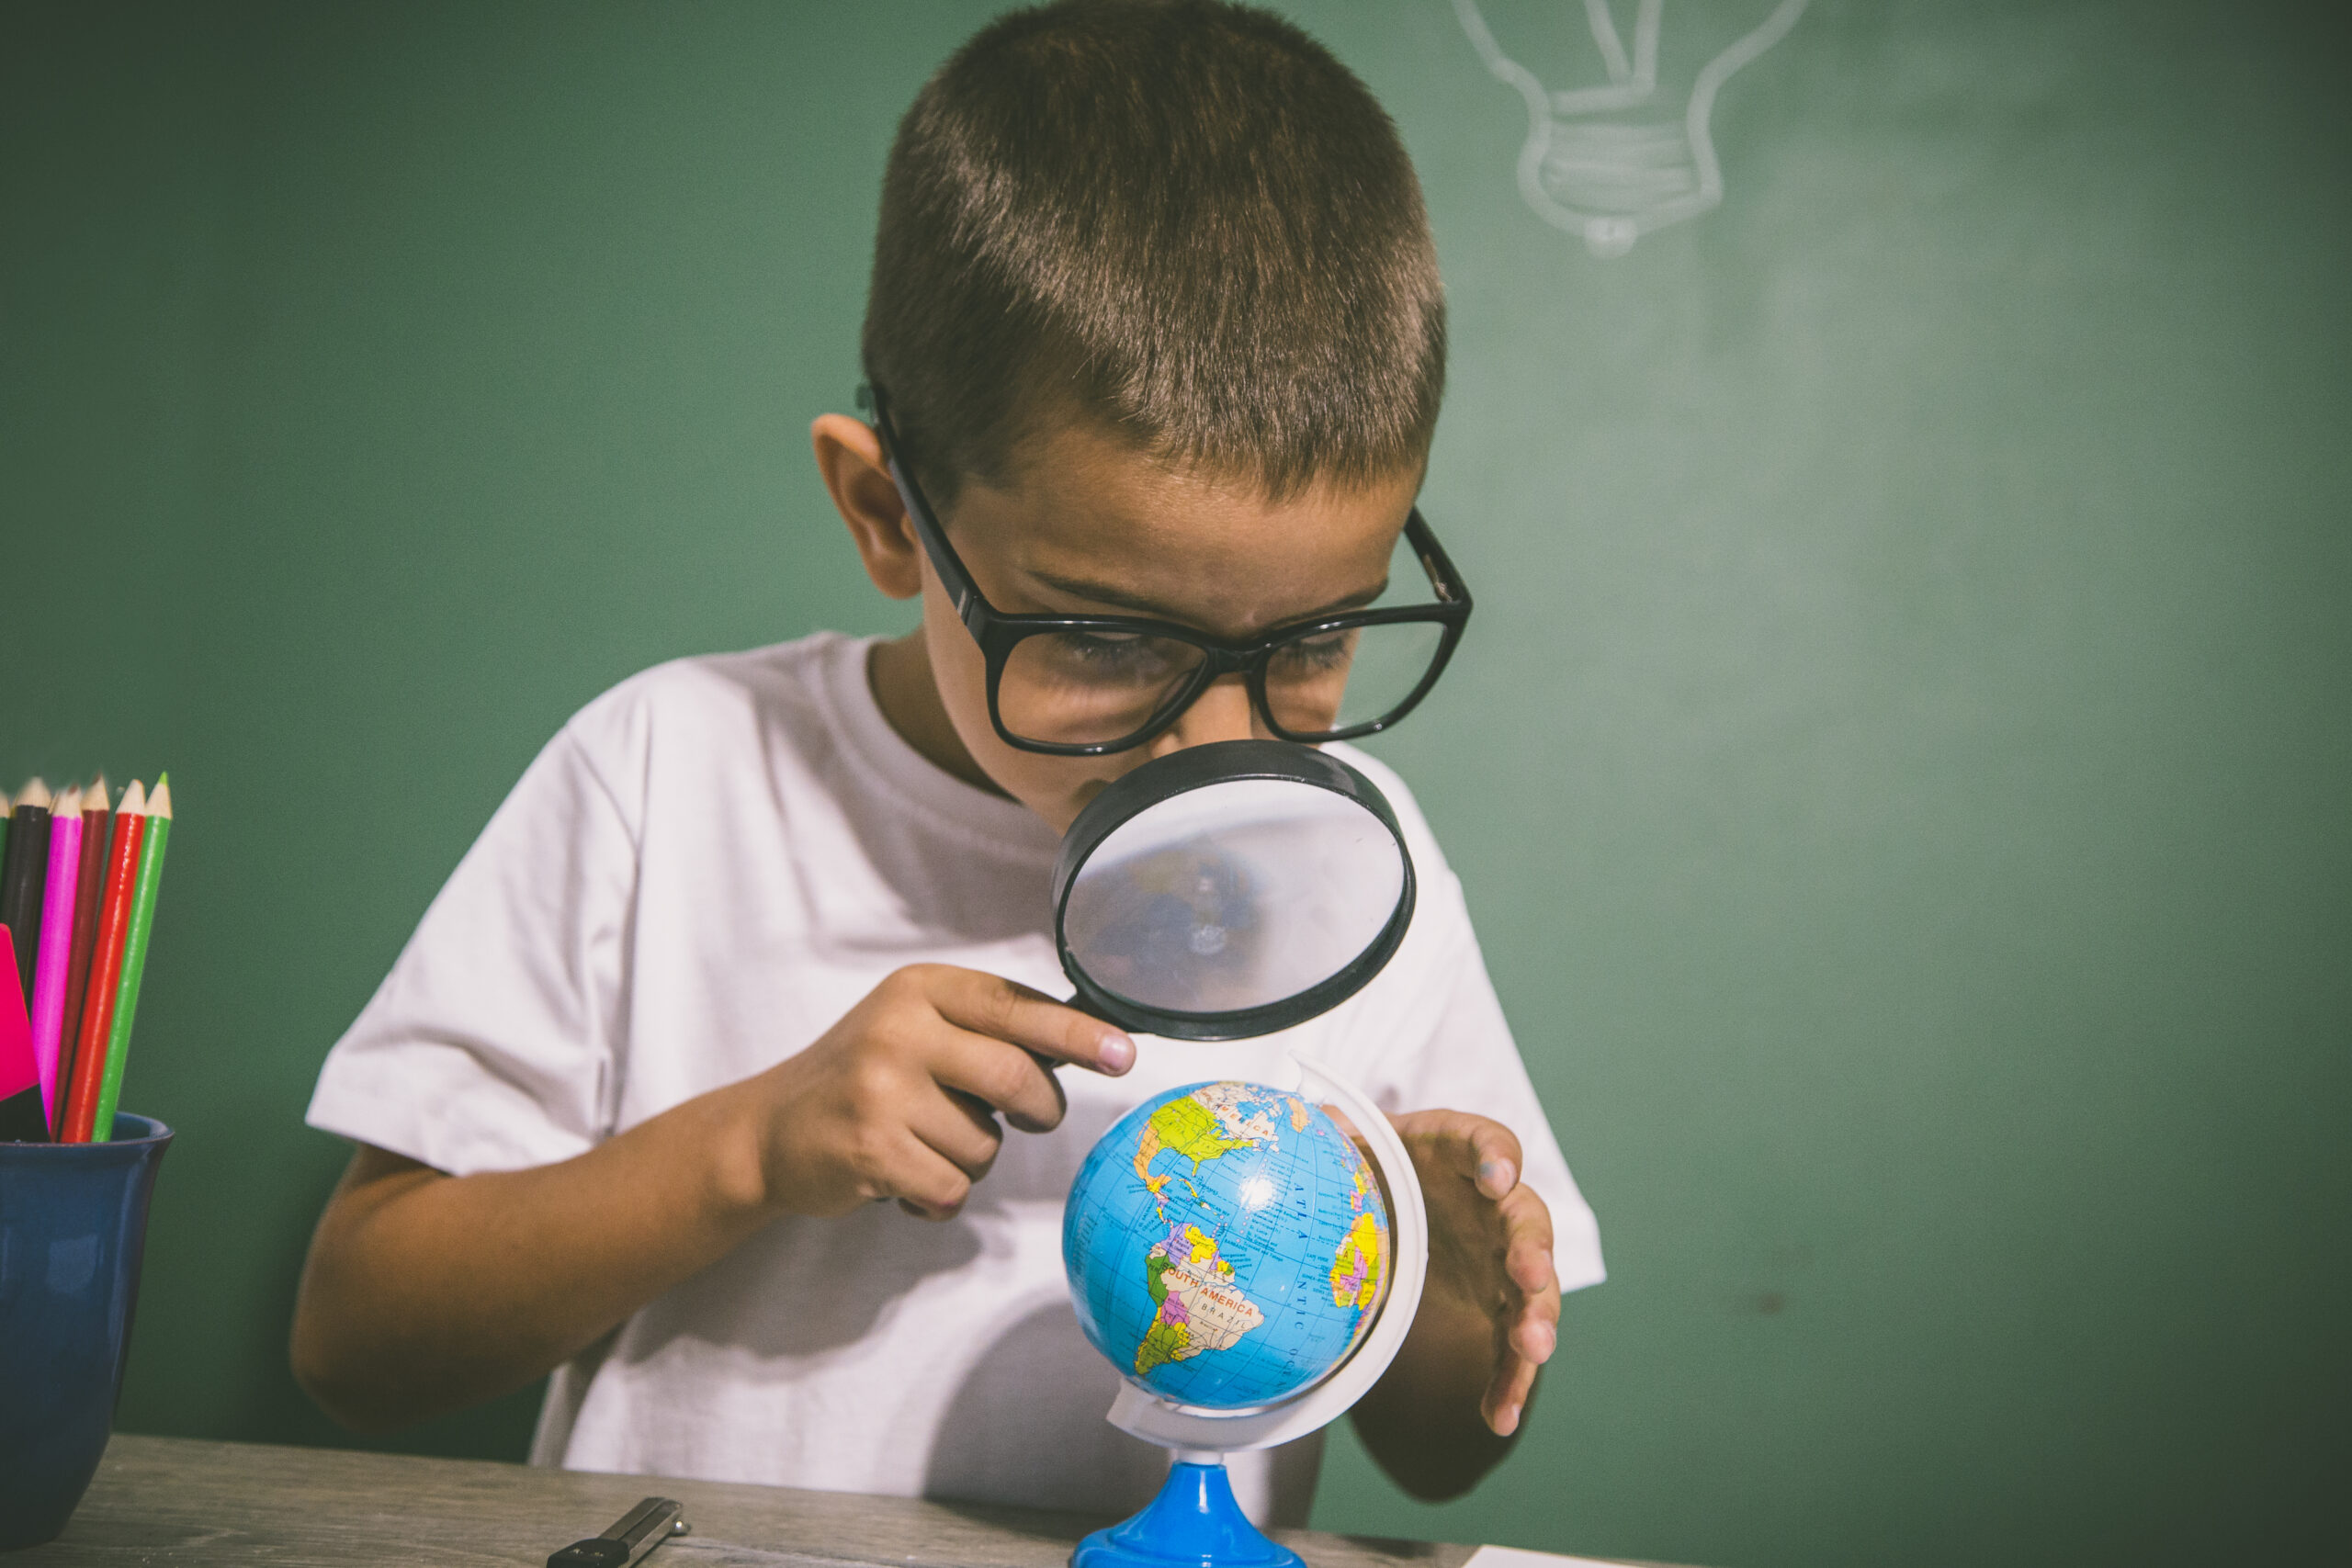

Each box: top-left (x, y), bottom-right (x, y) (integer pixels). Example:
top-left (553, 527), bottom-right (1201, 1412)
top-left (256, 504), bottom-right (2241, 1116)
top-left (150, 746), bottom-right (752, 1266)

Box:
top-left (1389, 1109), bottom-right (1560, 1437)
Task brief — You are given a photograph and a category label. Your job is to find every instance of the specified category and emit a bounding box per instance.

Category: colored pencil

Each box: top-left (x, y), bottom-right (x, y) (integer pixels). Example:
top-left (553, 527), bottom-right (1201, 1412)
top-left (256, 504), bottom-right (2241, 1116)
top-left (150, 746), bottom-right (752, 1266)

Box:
top-left (61, 781), bottom-right (144, 1145)
top-left (57, 777), bottom-right (112, 1109)
top-left (0, 778), bottom-right (53, 1009)
top-left (0, 930), bottom-right (42, 1142)
top-left (30, 786), bottom-right (84, 1135)
top-left (92, 775), bottom-right (171, 1142)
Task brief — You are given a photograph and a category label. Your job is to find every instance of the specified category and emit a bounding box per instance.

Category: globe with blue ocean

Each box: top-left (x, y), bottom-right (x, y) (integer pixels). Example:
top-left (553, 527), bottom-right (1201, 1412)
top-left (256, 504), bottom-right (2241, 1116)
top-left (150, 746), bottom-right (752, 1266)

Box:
top-left (1064, 1080), bottom-right (1392, 1410)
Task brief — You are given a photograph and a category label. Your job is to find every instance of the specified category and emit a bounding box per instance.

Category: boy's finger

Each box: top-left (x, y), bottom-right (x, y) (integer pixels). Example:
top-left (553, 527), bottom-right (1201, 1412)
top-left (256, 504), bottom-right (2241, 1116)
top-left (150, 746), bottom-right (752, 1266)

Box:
top-left (1508, 1247), bottom-right (1556, 1298)
top-left (1510, 1298), bottom-right (1560, 1364)
top-left (934, 1027), bottom-right (1070, 1134)
top-left (910, 1089), bottom-right (1006, 1181)
top-left (1508, 1265), bottom-right (1562, 1359)
top-left (1498, 1185), bottom-right (1556, 1293)
top-left (1407, 1110), bottom-right (1525, 1199)
top-left (886, 1129), bottom-right (976, 1219)
top-left (929, 968), bottom-right (1136, 1076)
top-left (1467, 1119), bottom-right (1526, 1201)
top-left (1482, 1349), bottom-right (1541, 1438)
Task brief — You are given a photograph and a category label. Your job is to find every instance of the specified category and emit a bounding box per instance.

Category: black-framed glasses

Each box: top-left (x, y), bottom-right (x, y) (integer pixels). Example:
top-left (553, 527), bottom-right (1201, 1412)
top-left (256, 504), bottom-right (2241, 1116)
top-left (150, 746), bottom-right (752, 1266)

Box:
top-left (862, 384), bottom-right (1474, 757)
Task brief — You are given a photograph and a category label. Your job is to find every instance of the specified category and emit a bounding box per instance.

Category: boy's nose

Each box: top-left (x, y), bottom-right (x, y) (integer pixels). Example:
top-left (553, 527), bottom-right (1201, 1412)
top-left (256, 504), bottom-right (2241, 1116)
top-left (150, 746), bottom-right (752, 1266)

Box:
top-left (1148, 673), bottom-right (1264, 759)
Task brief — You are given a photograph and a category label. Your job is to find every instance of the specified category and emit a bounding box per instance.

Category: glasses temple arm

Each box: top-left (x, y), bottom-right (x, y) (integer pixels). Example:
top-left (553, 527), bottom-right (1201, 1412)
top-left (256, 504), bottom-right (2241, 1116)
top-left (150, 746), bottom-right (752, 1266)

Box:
top-left (1405, 510), bottom-right (1474, 610)
top-left (865, 387), bottom-right (992, 637)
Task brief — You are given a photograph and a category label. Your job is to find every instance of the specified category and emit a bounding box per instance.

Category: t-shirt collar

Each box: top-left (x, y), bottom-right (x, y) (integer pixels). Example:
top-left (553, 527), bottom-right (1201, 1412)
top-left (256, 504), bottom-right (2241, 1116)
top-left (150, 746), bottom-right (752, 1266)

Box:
top-left (820, 634), bottom-right (1061, 865)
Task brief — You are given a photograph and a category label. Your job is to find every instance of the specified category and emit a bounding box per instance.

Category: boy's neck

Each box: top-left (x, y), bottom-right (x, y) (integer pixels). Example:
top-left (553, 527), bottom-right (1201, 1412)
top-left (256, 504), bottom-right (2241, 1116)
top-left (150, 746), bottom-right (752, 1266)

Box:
top-left (865, 633), bottom-right (1012, 801)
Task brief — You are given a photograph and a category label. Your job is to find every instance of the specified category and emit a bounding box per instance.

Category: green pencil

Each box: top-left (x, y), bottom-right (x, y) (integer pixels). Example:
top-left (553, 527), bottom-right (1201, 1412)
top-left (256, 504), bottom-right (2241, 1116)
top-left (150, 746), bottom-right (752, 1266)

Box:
top-left (93, 773), bottom-right (170, 1141)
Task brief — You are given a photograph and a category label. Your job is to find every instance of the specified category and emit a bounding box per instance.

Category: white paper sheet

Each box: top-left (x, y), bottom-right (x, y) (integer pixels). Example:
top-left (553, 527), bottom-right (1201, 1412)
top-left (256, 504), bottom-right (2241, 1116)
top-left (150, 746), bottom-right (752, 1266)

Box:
top-left (1464, 1545), bottom-right (1637, 1568)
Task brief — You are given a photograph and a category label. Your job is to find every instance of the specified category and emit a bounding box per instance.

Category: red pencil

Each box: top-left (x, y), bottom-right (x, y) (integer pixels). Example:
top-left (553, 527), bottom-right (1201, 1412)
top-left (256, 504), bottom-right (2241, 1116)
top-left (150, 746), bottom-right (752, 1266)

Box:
top-left (55, 776), bottom-right (111, 1119)
top-left (60, 780), bottom-right (144, 1145)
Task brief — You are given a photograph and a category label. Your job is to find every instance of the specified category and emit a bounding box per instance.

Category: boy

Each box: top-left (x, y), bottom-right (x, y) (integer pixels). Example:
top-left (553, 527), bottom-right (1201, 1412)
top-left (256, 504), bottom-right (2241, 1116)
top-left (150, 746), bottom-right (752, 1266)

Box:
top-left (293, 0), bottom-right (1603, 1529)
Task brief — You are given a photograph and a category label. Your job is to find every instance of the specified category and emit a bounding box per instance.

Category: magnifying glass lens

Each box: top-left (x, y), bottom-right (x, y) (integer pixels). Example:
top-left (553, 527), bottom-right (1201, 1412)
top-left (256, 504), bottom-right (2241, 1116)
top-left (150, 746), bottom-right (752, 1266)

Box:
top-left (1053, 744), bottom-right (1416, 1039)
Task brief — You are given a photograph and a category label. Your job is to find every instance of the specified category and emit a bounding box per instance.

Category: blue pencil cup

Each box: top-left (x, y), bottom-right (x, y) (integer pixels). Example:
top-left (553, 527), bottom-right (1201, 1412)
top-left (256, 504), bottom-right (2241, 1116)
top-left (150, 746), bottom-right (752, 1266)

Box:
top-left (0, 1114), bottom-right (172, 1551)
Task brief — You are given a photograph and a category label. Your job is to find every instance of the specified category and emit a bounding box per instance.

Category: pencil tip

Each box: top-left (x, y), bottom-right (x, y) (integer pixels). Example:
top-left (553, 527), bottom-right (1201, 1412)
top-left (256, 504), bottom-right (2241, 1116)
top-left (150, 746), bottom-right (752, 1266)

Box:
top-left (54, 784), bottom-right (82, 817)
top-left (18, 778), bottom-right (51, 810)
top-left (87, 773), bottom-right (111, 813)
top-left (119, 779), bottom-right (147, 817)
top-left (148, 777), bottom-right (173, 819)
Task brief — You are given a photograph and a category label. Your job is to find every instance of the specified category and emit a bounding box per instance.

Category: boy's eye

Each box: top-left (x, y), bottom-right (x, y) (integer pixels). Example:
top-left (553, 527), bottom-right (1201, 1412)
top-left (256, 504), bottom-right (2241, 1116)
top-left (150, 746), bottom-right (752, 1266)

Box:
top-left (1068, 631), bottom-right (1142, 654)
top-left (1001, 629), bottom-right (1208, 745)
top-left (1058, 631), bottom-right (1158, 671)
top-left (1020, 629), bottom-right (1200, 685)
top-left (1269, 628), bottom-right (1359, 676)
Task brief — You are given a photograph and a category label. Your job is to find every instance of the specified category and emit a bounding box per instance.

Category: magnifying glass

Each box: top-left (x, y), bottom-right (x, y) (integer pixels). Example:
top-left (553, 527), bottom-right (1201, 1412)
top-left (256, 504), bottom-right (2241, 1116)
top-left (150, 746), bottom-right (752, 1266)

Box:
top-left (1052, 739), bottom-right (1416, 1042)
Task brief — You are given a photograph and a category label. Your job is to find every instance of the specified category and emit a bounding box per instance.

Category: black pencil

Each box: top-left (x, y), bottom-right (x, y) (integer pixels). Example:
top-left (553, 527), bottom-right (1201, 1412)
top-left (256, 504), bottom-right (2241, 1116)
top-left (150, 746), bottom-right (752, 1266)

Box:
top-left (0, 779), bottom-right (54, 1010)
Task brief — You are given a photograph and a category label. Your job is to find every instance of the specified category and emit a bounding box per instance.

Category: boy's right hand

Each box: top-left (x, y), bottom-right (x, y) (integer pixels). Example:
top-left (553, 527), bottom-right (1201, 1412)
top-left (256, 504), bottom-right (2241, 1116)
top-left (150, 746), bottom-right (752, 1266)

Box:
top-left (733, 964), bottom-right (1134, 1222)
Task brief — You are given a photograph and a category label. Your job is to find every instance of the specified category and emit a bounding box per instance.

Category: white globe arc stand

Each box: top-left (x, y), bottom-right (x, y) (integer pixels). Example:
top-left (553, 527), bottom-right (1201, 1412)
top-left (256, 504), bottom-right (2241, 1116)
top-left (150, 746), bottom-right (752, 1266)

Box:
top-left (1072, 1054), bottom-right (1428, 1568)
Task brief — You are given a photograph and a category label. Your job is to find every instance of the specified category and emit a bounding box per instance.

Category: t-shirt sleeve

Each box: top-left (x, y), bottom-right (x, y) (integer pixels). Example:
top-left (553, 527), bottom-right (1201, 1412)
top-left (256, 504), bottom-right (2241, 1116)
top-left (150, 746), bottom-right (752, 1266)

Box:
top-left (305, 718), bottom-right (639, 1177)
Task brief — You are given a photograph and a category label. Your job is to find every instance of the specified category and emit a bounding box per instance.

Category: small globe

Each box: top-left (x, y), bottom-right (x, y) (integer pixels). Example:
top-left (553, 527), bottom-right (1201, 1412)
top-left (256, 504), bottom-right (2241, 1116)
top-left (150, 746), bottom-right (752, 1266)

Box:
top-left (1064, 1080), bottom-right (1391, 1410)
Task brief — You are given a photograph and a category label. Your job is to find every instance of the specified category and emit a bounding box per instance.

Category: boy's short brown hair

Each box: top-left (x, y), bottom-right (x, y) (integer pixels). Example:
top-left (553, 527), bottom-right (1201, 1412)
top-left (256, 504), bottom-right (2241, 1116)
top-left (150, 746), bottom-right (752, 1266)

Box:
top-left (863, 0), bottom-right (1446, 505)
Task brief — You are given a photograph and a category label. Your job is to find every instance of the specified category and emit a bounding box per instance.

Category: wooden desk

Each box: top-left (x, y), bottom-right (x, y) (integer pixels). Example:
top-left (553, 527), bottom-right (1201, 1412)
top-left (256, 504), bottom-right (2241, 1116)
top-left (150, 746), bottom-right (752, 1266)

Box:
top-left (18, 1435), bottom-right (1494, 1568)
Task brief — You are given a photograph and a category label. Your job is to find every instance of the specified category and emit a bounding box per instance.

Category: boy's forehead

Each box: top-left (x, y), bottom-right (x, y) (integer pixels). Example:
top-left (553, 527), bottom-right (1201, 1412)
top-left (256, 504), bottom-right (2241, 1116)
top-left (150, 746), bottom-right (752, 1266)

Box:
top-left (951, 420), bottom-right (1419, 637)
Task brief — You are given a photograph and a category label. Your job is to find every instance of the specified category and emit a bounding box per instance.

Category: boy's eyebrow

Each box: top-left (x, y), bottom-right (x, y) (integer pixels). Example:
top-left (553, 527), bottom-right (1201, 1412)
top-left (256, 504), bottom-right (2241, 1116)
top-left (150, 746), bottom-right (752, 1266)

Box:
top-left (1023, 568), bottom-right (1392, 627)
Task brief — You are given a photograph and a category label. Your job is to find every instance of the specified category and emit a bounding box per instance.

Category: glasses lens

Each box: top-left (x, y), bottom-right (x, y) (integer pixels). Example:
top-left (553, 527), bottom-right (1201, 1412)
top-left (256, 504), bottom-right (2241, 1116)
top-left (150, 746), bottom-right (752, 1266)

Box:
top-left (1262, 618), bottom-right (1449, 737)
top-left (999, 629), bottom-right (1209, 748)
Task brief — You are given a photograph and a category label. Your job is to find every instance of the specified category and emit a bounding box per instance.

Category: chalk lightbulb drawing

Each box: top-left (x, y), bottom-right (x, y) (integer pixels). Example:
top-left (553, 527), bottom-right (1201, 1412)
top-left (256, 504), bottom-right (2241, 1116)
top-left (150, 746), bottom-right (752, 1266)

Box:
top-left (1452, 0), bottom-right (1808, 256)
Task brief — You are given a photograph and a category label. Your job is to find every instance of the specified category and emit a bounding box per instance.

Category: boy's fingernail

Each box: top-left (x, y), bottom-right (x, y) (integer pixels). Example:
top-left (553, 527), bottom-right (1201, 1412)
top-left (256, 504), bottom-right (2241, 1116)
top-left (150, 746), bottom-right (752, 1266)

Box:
top-left (1530, 1321), bottom-right (1557, 1359)
top-left (1099, 1032), bottom-right (1136, 1073)
top-left (1498, 1403), bottom-right (1521, 1435)
top-left (1477, 1159), bottom-right (1516, 1194)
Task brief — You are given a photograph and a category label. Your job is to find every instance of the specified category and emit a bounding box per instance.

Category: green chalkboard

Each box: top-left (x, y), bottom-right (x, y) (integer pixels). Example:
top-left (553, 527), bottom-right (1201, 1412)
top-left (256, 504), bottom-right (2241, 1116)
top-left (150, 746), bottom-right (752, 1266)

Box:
top-left (3, 4), bottom-right (2345, 1566)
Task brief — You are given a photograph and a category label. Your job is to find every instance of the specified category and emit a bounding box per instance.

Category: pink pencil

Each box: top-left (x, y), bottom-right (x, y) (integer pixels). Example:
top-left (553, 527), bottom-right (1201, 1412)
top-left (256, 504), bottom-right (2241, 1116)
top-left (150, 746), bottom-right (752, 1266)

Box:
top-left (0, 929), bottom-right (40, 1141)
top-left (30, 785), bottom-right (85, 1135)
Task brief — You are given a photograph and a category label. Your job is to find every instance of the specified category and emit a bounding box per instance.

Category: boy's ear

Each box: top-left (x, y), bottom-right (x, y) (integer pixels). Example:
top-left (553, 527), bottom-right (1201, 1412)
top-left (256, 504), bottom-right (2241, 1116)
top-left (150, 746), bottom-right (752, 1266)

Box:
top-left (812, 413), bottom-right (923, 601)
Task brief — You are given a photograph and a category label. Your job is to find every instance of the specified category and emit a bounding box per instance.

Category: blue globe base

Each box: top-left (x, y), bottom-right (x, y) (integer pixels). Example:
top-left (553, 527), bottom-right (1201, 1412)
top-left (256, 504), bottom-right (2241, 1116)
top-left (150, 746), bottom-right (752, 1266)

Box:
top-left (1072, 1461), bottom-right (1305, 1568)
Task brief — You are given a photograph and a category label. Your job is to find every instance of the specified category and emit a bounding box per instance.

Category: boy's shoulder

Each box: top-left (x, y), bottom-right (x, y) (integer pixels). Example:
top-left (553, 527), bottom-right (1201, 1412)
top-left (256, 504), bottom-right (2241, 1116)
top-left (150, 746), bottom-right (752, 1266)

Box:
top-left (544, 632), bottom-right (869, 815)
top-left (562, 632), bottom-right (856, 754)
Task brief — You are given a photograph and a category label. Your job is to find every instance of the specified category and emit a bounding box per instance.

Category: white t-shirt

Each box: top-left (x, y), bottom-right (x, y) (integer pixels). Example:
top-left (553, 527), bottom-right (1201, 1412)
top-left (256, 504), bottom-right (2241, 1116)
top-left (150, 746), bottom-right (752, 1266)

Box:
top-left (307, 632), bottom-right (1602, 1527)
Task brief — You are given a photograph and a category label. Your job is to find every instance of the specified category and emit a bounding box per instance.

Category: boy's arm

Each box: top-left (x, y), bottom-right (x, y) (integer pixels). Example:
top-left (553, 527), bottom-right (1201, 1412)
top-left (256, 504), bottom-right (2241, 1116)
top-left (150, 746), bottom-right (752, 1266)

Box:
top-left (1348, 1110), bottom-right (1561, 1502)
top-left (292, 966), bottom-right (1132, 1432)
top-left (296, 1102), bottom-right (777, 1431)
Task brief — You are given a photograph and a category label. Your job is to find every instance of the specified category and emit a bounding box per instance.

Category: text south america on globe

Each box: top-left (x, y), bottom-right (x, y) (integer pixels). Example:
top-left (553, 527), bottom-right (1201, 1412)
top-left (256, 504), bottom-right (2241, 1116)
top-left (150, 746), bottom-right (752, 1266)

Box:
top-left (1063, 1081), bottom-right (1391, 1411)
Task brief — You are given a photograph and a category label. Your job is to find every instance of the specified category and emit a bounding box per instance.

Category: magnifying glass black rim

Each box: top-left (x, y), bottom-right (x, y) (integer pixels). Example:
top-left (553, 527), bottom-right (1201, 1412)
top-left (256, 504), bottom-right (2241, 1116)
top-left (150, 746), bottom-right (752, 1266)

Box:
top-left (1052, 739), bottom-right (1418, 1042)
